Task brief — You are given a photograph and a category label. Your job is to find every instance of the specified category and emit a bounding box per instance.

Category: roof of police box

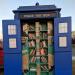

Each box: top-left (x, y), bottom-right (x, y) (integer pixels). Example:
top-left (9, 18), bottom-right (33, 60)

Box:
top-left (13, 4), bottom-right (61, 12)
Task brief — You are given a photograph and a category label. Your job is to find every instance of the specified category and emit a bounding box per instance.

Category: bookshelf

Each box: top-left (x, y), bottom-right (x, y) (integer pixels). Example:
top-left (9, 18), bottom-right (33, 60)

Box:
top-left (22, 21), bottom-right (54, 75)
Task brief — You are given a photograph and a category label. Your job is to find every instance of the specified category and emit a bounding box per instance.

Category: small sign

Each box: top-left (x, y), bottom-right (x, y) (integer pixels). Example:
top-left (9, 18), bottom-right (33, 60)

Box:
top-left (20, 12), bottom-right (57, 19)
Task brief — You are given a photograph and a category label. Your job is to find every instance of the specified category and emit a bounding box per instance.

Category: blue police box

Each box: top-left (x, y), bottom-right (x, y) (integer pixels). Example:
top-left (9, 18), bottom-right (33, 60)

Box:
top-left (2, 3), bottom-right (72, 75)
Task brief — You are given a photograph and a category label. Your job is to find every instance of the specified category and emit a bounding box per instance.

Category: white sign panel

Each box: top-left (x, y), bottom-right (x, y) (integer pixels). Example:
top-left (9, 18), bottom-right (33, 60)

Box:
top-left (9, 38), bottom-right (17, 48)
top-left (59, 37), bottom-right (67, 47)
top-left (59, 23), bottom-right (67, 33)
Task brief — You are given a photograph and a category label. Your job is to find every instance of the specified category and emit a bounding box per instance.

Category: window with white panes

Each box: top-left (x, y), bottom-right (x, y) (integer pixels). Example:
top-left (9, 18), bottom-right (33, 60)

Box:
top-left (9, 38), bottom-right (17, 48)
top-left (59, 23), bottom-right (68, 33)
top-left (8, 25), bottom-right (16, 35)
top-left (59, 37), bottom-right (67, 47)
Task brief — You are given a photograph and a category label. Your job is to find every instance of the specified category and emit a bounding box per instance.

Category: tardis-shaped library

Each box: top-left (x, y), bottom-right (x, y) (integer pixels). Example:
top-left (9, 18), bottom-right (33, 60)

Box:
top-left (3, 3), bottom-right (72, 75)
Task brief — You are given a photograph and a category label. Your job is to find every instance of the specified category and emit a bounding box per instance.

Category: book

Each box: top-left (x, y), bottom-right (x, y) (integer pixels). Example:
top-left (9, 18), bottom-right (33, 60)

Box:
top-left (41, 65), bottom-right (48, 71)
top-left (43, 32), bottom-right (48, 39)
top-left (29, 40), bottom-right (35, 47)
top-left (23, 23), bottom-right (29, 32)
top-left (30, 49), bottom-right (35, 55)
top-left (41, 56), bottom-right (47, 63)
top-left (40, 48), bottom-right (45, 55)
top-left (29, 33), bottom-right (35, 39)
top-left (40, 23), bottom-right (47, 31)
top-left (29, 25), bottom-right (35, 31)
top-left (31, 56), bottom-right (36, 63)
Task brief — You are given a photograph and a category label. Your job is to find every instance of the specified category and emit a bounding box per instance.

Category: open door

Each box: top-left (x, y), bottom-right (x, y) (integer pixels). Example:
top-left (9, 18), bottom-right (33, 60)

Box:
top-left (54, 17), bottom-right (72, 75)
top-left (3, 20), bottom-right (22, 75)
top-left (3, 20), bottom-right (21, 53)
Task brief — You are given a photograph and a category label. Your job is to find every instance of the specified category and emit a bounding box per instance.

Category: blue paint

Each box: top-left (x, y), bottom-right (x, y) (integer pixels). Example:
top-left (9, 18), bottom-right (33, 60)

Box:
top-left (4, 54), bottom-right (22, 75)
top-left (54, 52), bottom-right (72, 75)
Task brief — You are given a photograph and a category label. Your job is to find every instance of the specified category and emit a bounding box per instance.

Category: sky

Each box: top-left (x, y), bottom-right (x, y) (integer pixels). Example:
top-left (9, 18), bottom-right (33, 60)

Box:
top-left (0, 0), bottom-right (75, 39)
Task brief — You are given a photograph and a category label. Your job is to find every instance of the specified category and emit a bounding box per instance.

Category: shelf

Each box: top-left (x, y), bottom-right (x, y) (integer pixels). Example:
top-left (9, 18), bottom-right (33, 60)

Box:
top-left (28, 30), bottom-right (35, 33)
top-left (29, 70), bottom-right (37, 72)
top-left (29, 63), bottom-right (36, 64)
top-left (40, 47), bottom-right (48, 48)
top-left (40, 63), bottom-right (48, 65)
top-left (29, 55), bottom-right (36, 57)
top-left (29, 55), bottom-right (48, 57)
top-left (40, 30), bottom-right (47, 32)
top-left (41, 71), bottom-right (49, 72)
top-left (40, 47), bottom-right (48, 49)
top-left (36, 55), bottom-right (48, 57)
top-left (29, 47), bottom-right (35, 49)
top-left (28, 39), bottom-right (35, 41)
top-left (40, 39), bottom-right (48, 41)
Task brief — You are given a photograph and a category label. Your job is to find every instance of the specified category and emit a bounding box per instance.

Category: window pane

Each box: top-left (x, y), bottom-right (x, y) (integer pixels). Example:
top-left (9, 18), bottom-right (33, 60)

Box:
top-left (59, 37), bottom-right (67, 47)
top-left (59, 23), bottom-right (67, 33)
top-left (8, 25), bottom-right (16, 35)
top-left (9, 38), bottom-right (17, 48)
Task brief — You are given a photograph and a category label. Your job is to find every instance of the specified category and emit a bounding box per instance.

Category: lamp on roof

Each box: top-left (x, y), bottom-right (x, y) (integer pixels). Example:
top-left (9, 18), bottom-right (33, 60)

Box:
top-left (36, 2), bottom-right (39, 6)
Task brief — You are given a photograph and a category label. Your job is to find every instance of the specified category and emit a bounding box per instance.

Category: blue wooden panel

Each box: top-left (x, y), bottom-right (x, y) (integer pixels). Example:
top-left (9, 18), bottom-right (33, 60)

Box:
top-left (54, 52), bottom-right (72, 75)
top-left (54, 17), bottom-right (72, 52)
top-left (2, 20), bottom-right (21, 53)
top-left (4, 54), bottom-right (22, 75)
